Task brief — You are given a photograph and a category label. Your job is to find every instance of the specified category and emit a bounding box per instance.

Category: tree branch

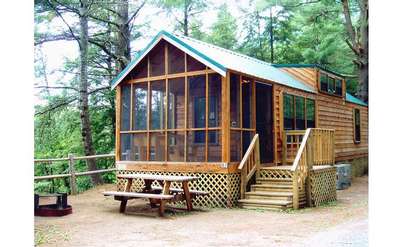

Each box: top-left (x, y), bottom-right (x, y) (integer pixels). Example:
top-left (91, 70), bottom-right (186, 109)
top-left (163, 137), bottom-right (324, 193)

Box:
top-left (46, 0), bottom-right (81, 49)
top-left (35, 86), bottom-right (79, 91)
top-left (126, 0), bottom-right (146, 25)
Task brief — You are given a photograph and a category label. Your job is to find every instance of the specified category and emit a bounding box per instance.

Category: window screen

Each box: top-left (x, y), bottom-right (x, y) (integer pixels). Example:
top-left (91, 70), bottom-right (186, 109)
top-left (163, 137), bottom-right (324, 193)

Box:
top-left (283, 94), bottom-right (294, 130)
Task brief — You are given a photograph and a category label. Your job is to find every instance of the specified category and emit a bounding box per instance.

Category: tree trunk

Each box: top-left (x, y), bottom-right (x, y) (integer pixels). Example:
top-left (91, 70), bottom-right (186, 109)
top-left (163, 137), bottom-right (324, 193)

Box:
top-left (356, 0), bottom-right (368, 103)
top-left (341, 0), bottom-right (368, 103)
top-left (183, 1), bottom-right (189, 36)
top-left (116, 0), bottom-right (131, 71)
top-left (79, 0), bottom-right (103, 185)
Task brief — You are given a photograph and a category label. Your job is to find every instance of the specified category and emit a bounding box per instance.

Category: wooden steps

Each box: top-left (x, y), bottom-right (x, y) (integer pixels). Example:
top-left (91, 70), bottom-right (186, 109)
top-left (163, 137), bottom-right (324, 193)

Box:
top-left (239, 167), bottom-right (306, 210)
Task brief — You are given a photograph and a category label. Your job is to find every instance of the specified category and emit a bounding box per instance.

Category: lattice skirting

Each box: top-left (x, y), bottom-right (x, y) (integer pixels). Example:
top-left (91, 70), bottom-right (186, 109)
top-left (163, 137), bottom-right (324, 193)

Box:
top-left (310, 167), bottom-right (337, 207)
top-left (259, 168), bottom-right (293, 179)
top-left (116, 170), bottom-right (241, 208)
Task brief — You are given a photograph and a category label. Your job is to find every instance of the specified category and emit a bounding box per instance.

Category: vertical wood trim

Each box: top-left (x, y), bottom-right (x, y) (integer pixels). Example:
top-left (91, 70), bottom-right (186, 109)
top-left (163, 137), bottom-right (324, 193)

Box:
top-left (129, 84), bottom-right (133, 131)
top-left (252, 78), bottom-right (256, 131)
top-left (184, 53), bottom-right (188, 162)
top-left (279, 90), bottom-right (284, 163)
top-left (272, 84), bottom-right (278, 165)
top-left (147, 81), bottom-right (150, 161)
top-left (205, 70), bottom-right (209, 162)
top-left (146, 56), bottom-right (150, 161)
top-left (165, 78), bottom-right (169, 161)
top-left (164, 43), bottom-right (168, 161)
top-left (115, 85), bottom-right (121, 161)
top-left (239, 74), bottom-right (243, 157)
top-left (221, 71), bottom-right (230, 162)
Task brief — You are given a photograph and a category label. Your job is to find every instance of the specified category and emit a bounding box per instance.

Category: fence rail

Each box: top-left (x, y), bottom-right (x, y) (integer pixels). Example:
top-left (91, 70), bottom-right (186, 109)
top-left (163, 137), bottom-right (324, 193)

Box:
top-left (34, 153), bottom-right (116, 195)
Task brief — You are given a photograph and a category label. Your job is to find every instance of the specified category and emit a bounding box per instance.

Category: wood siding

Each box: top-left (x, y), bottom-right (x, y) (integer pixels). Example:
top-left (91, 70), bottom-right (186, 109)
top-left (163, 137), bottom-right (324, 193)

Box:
top-left (273, 83), bottom-right (368, 164)
top-left (278, 67), bottom-right (318, 90)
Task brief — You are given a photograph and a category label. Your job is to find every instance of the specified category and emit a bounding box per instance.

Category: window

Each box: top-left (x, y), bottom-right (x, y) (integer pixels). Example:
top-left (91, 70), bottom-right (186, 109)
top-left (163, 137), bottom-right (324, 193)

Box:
top-left (133, 83), bottom-right (148, 130)
top-left (335, 79), bottom-right (343, 96)
top-left (283, 93), bottom-right (315, 130)
top-left (150, 80), bottom-right (166, 130)
top-left (295, 96), bottom-right (305, 130)
top-left (149, 41), bottom-right (165, 76)
top-left (354, 109), bottom-right (361, 143)
top-left (320, 73), bottom-right (328, 92)
top-left (319, 71), bottom-right (343, 97)
top-left (283, 94), bottom-right (294, 130)
top-left (306, 99), bottom-right (315, 128)
top-left (121, 85), bottom-right (131, 131)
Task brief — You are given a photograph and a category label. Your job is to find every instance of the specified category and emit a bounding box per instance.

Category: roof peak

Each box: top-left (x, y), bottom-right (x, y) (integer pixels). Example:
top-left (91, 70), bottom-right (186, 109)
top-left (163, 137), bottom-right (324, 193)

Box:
top-left (171, 32), bottom-right (273, 68)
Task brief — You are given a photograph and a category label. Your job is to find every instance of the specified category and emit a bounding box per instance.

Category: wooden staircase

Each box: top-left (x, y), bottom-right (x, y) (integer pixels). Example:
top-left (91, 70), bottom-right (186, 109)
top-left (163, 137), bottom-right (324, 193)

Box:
top-left (238, 168), bottom-right (306, 210)
top-left (237, 129), bottom-right (335, 210)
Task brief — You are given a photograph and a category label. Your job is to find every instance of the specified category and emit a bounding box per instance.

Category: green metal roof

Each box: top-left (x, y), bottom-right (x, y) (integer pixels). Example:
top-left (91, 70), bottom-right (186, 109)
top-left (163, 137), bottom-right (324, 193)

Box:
top-left (346, 92), bottom-right (368, 106)
top-left (111, 30), bottom-right (314, 93)
top-left (272, 63), bottom-right (346, 78)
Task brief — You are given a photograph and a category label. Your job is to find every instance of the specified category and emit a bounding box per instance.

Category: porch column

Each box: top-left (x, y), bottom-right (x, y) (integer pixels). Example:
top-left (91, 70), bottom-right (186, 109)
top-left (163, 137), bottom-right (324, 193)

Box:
top-left (221, 71), bottom-right (230, 162)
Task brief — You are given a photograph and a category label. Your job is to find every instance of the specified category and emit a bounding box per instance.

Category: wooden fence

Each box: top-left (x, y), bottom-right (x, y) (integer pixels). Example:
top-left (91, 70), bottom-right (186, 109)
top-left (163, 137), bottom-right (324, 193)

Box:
top-left (34, 153), bottom-right (116, 195)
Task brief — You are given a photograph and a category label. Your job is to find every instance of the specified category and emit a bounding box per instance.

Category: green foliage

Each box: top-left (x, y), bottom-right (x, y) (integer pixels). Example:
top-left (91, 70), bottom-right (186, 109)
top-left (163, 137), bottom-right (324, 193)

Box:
top-left (207, 4), bottom-right (237, 50)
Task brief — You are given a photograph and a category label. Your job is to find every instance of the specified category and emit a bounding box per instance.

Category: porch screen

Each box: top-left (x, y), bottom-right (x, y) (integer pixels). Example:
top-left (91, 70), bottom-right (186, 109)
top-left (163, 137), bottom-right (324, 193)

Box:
top-left (119, 42), bottom-right (222, 162)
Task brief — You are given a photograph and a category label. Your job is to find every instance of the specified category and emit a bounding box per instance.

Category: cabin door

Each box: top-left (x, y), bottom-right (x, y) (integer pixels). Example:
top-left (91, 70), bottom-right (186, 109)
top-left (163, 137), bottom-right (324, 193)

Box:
top-left (256, 82), bottom-right (274, 163)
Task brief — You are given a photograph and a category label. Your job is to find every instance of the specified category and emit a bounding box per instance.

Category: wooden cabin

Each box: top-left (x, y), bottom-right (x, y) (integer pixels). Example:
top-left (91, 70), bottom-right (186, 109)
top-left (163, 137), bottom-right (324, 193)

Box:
top-left (111, 31), bottom-right (368, 209)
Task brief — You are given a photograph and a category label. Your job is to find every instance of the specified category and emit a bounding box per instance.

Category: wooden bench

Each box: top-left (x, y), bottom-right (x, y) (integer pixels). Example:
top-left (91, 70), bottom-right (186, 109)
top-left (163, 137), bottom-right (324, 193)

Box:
top-left (103, 191), bottom-right (174, 215)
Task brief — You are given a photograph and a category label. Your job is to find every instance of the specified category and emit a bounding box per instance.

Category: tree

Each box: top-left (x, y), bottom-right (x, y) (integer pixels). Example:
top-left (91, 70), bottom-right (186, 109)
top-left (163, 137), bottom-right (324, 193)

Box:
top-left (156, 0), bottom-right (207, 36)
top-left (341, 0), bottom-right (368, 102)
top-left (208, 4), bottom-right (237, 50)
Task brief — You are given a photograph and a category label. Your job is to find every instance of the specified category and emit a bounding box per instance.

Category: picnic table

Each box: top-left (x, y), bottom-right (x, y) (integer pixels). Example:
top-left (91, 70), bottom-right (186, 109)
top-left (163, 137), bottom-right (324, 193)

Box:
top-left (103, 174), bottom-right (208, 216)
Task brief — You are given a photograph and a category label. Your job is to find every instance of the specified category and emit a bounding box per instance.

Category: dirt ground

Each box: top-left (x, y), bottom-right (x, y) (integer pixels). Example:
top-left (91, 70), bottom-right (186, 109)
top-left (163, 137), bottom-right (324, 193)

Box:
top-left (35, 176), bottom-right (368, 247)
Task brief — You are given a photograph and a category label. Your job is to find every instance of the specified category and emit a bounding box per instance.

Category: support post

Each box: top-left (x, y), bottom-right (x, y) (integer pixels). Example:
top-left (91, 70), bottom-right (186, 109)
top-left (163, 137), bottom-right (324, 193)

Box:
top-left (292, 172), bottom-right (299, 210)
top-left (68, 154), bottom-right (77, 195)
top-left (282, 131), bottom-right (287, 165)
top-left (305, 133), bottom-right (313, 207)
top-left (255, 136), bottom-right (261, 179)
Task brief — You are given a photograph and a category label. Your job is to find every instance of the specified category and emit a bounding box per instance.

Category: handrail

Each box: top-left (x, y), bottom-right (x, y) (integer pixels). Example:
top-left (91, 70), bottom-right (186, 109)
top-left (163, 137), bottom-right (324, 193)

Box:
top-left (34, 153), bottom-right (116, 195)
top-left (238, 134), bottom-right (260, 199)
top-left (289, 128), bottom-right (335, 209)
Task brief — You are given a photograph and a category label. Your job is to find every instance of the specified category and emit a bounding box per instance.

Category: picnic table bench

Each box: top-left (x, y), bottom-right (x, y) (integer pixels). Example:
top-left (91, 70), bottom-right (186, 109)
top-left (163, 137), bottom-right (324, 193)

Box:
top-left (103, 174), bottom-right (208, 216)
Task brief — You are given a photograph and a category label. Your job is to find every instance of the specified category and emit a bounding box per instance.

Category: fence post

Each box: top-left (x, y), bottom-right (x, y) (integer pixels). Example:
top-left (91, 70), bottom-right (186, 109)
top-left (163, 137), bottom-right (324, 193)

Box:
top-left (68, 154), bottom-right (77, 195)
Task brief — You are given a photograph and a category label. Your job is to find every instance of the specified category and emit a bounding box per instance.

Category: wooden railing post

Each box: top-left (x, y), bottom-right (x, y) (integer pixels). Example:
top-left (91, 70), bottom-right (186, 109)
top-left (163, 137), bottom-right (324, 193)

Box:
top-left (305, 131), bottom-right (313, 207)
top-left (255, 137), bottom-right (261, 179)
top-left (282, 131), bottom-right (287, 165)
top-left (68, 154), bottom-right (77, 195)
top-left (292, 172), bottom-right (299, 209)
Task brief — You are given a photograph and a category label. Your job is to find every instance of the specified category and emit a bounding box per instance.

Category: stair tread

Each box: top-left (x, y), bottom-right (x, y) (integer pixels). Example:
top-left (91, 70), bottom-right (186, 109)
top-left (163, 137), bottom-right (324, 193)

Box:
top-left (253, 184), bottom-right (292, 188)
top-left (238, 198), bottom-right (292, 206)
top-left (257, 177), bottom-right (292, 181)
top-left (246, 191), bottom-right (293, 196)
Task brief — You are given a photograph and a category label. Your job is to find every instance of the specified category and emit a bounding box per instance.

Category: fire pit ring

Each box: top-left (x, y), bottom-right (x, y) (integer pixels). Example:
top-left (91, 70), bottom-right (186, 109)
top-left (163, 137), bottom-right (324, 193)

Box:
top-left (34, 193), bottom-right (72, 217)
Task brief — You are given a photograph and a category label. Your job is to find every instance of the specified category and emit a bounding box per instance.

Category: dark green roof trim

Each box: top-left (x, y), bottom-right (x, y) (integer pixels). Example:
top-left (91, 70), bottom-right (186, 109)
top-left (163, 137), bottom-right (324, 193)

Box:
top-left (162, 31), bottom-right (226, 74)
top-left (345, 92), bottom-right (368, 107)
top-left (272, 63), bottom-right (345, 78)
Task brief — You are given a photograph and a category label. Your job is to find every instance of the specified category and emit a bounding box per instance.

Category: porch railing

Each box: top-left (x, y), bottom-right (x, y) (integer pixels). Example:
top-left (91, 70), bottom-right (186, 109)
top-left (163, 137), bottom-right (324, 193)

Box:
top-left (34, 153), bottom-right (116, 195)
top-left (290, 128), bottom-right (335, 209)
top-left (238, 134), bottom-right (260, 199)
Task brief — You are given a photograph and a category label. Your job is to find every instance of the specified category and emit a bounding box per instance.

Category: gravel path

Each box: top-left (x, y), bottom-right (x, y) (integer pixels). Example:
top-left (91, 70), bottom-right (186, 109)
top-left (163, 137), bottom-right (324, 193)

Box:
top-left (35, 176), bottom-right (368, 247)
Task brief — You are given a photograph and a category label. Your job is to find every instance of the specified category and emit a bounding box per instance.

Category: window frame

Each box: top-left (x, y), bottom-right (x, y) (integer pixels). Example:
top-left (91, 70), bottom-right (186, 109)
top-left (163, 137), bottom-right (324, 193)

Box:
top-left (318, 70), bottom-right (344, 98)
top-left (353, 108), bottom-right (361, 144)
top-left (283, 93), bottom-right (316, 131)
